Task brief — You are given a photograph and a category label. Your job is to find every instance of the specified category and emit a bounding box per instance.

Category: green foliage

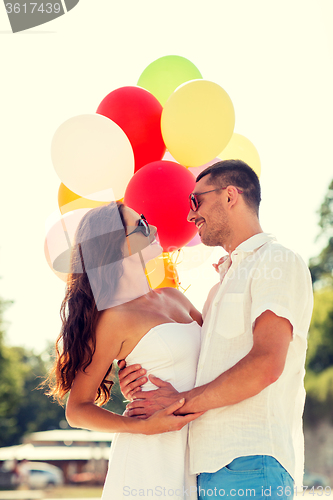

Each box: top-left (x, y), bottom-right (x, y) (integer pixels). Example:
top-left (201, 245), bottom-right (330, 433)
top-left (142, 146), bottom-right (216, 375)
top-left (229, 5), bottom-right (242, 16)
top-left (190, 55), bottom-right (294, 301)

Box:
top-left (318, 179), bottom-right (333, 234)
top-left (304, 368), bottom-right (333, 425)
top-left (0, 343), bottom-right (66, 447)
top-left (0, 297), bottom-right (25, 444)
top-left (305, 288), bottom-right (333, 373)
top-left (309, 238), bottom-right (333, 286)
top-left (304, 179), bottom-right (333, 425)
top-left (0, 344), bottom-right (126, 446)
top-left (305, 367), bottom-right (333, 403)
top-left (0, 292), bottom-right (126, 447)
top-left (105, 364), bottom-right (127, 416)
top-left (309, 180), bottom-right (333, 285)
top-left (13, 348), bottom-right (66, 438)
top-left (0, 338), bottom-right (26, 443)
top-left (0, 295), bottom-right (67, 447)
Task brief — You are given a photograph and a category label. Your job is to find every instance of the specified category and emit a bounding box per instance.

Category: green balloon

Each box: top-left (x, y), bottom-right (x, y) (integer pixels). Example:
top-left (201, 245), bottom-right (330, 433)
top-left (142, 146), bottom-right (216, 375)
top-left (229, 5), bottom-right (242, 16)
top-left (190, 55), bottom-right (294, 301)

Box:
top-left (137, 55), bottom-right (203, 107)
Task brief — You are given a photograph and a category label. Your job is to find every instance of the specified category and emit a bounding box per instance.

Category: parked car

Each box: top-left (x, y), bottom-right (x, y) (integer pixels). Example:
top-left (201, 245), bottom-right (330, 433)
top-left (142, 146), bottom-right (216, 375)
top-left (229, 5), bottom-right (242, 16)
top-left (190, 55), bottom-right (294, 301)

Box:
top-left (25, 462), bottom-right (64, 489)
top-left (0, 469), bottom-right (17, 490)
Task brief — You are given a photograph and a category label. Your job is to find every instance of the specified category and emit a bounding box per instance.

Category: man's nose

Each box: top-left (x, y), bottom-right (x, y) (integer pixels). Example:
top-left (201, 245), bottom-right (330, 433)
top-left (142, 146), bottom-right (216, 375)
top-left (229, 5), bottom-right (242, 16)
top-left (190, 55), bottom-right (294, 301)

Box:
top-left (187, 208), bottom-right (196, 223)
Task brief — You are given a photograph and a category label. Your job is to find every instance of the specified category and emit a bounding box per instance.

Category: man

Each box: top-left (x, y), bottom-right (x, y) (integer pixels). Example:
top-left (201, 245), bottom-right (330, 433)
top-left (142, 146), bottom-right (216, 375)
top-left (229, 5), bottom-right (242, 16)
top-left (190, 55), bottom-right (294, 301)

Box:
top-left (119, 160), bottom-right (313, 499)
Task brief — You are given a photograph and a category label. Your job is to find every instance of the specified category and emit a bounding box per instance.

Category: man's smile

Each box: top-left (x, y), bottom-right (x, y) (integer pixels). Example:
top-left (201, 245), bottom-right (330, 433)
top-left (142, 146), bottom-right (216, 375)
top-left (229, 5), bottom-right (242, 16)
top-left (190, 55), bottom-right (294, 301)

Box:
top-left (196, 220), bottom-right (205, 231)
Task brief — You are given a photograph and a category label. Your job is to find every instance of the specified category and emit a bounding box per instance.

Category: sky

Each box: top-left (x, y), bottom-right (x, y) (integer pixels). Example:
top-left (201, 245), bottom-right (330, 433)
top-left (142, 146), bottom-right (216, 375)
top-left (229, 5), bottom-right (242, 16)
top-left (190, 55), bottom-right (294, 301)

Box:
top-left (0, 0), bottom-right (333, 353)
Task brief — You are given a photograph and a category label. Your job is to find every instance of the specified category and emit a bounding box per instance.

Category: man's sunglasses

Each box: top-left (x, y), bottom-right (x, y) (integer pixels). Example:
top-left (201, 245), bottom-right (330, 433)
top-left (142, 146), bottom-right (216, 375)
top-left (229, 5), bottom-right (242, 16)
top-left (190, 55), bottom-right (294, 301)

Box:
top-left (126, 214), bottom-right (150, 238)
top-left (189, 186), bottom-right (244, 212)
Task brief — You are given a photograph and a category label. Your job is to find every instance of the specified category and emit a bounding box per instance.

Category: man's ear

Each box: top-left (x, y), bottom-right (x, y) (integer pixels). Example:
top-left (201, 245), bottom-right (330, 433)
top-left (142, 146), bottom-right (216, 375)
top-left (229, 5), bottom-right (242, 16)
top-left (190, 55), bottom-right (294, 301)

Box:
top-left (226, 186), bottom-right (238, 207)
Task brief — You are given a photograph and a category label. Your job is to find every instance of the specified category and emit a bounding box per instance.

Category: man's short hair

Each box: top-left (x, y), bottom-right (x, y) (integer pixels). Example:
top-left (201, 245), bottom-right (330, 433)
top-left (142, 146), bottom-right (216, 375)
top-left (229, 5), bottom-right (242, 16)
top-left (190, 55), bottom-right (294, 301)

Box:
top-left (196, 159), bottom-right (261, 215)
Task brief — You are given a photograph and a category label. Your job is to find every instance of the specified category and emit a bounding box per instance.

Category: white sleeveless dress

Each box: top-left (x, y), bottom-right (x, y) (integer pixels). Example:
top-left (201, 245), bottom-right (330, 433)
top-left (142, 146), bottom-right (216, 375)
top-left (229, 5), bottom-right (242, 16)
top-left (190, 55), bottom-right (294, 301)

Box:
top-left (102, 321), bottom-right (201, 500)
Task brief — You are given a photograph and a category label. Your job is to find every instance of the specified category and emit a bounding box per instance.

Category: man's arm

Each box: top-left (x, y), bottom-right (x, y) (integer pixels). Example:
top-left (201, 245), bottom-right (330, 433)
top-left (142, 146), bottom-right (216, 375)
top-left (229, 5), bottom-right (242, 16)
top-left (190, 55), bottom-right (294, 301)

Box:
top-left (127, 310), bottom-right (292, 416)
top-left (178, 310), bottom-right (292, 413)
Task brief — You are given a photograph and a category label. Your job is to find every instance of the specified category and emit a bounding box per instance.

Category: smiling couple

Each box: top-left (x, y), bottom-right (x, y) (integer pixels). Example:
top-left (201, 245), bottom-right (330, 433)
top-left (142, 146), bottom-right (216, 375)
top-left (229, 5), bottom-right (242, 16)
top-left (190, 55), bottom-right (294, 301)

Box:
top-left (50, 160), bottom-right (313, 500)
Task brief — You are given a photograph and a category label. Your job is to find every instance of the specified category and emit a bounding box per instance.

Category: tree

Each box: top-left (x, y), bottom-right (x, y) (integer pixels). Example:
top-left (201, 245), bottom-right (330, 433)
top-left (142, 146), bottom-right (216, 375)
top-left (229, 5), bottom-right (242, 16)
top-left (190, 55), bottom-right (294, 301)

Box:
top-left (304, 288), bottom-right (333, 425)
top-left (0, 294), bottom-right (66, 446)
top-left (0, 292), bottom-right (126, 447)
top-left (309, 179), bottom-right (333, 286)
top-left (105, 365), bottom-right (128, 416)
top-left (304, 179), bottom-right (333, 425)
top-left (0, 343), bottom-right (126, 446)
top-left (14, 348), bottom-right (66, 438)
top-left (0, 342), bottom-right (67, 447)
top-left (0, 296), bottom-right (26, 446)
top-left (306, 288), bottom-right (333, 374)
top-left (317, 179), bottom-right (333, 235)
top-left (309, 238), bottom-right (333, 286)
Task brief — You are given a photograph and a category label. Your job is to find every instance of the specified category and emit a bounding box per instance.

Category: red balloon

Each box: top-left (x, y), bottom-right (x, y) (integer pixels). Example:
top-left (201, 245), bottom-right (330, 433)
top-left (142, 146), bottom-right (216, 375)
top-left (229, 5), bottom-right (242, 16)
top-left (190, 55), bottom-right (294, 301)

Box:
top-left (124, 161), bottom-right (197, 252)
top-left (97, 86), bottom-right (166, 172)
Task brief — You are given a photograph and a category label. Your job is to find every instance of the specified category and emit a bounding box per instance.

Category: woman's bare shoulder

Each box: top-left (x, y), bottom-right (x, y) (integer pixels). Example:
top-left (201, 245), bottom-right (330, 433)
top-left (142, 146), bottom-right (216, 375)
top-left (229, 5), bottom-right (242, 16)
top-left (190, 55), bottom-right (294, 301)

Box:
top-left (159, 286), bottom-right (184, 299)
top-left (96, 307), bottom-right (133, 341)
top-left (159, 286), bottom-right (193, 306)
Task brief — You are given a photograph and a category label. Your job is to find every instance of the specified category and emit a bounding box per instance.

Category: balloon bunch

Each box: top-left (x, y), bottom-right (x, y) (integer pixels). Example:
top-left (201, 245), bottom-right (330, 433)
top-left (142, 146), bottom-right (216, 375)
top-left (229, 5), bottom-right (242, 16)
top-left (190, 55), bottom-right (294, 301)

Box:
top-left (45, 55), bottom-right (261, 289)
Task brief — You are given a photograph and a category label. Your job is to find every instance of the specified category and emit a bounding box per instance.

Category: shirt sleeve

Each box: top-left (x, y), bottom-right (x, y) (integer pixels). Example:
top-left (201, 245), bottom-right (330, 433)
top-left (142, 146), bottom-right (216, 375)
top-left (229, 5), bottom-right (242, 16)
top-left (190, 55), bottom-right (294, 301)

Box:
top-left (250, 245), bottom-right (313, 340)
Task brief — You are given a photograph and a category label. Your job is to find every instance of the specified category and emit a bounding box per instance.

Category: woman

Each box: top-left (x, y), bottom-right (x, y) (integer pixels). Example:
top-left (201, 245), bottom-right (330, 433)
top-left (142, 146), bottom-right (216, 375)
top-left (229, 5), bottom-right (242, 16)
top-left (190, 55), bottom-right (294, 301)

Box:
top-left (48, 201), bottom-right (203, 499)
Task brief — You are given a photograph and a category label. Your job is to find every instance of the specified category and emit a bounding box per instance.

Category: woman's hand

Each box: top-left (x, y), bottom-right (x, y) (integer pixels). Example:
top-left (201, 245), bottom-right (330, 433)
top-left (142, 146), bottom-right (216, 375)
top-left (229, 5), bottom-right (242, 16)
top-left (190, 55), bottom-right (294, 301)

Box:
top-left (118, 360), bottom-right (147, 401)
top-left (141, 398), bottom-right (204, 435)
top-left (127, 375), bottom-right (180, 419)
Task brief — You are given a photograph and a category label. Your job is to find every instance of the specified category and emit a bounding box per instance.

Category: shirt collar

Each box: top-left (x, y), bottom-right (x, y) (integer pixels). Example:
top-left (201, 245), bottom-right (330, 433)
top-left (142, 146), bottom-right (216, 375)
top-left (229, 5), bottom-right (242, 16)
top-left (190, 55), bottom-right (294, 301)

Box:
top-left (234, 232), bottom-right (276, 254)
top-left (217, 233), bottom-right (276, 279)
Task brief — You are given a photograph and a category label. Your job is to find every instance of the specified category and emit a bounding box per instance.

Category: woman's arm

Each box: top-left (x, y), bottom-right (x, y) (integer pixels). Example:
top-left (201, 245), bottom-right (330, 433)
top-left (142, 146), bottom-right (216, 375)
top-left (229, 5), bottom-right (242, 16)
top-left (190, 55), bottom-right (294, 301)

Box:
top-left (67, 383), bottom-right (199, 435)
top-left (66, 310), bottom-right (202, 434)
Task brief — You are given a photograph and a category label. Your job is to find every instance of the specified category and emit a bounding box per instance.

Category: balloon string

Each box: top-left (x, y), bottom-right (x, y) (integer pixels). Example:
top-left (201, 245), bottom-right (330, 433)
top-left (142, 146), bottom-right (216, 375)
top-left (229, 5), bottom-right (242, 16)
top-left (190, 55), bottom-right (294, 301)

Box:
top-left (170, 248), bottom-right (183, 265)
top-left (169, 249), bottom-right (192, 294)
top-left (179, 283), bottom-right (191, 294)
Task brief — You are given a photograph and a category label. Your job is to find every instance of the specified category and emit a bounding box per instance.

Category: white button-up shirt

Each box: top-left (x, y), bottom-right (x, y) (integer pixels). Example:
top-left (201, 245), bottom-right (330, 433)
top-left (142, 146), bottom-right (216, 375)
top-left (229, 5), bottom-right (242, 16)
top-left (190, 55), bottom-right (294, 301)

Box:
top-left (189, 233), bottom-right (313, 487)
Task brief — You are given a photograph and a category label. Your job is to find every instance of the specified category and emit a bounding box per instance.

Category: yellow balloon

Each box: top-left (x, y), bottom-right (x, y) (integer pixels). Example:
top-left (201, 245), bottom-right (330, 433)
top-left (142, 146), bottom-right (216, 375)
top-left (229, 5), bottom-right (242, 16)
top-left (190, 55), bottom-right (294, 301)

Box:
top-left (161, 80), bottom-right (235, 168)
top-left (218, 133), bottom-right (261, 178)
top-left (58, 183), bottom-right (109, 215)
top-left (145, 252), bottom-right (180, 289)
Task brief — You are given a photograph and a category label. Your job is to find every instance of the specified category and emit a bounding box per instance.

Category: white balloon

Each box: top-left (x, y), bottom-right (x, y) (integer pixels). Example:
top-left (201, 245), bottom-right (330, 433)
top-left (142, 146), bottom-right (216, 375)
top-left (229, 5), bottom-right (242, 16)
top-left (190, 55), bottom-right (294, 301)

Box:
top-left (51, 114), bottom-right (134, 201)
top-left (45, 208), bottom-right (92, 275)
top-left (176, 244), bottom-right (214, 271)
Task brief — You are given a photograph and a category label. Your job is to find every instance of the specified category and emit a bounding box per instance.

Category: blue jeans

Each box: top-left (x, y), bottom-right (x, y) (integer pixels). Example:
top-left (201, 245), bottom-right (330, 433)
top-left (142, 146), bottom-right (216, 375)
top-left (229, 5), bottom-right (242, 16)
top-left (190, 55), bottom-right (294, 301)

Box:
top-left (197, 455), bottom-right (294, 499)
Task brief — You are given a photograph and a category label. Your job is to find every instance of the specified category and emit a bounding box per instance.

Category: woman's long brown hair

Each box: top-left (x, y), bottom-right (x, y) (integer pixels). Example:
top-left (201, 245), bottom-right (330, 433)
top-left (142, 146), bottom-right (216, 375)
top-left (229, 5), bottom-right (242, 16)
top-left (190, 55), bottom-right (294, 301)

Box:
top-left (46, 202), bottom-right (127, 406)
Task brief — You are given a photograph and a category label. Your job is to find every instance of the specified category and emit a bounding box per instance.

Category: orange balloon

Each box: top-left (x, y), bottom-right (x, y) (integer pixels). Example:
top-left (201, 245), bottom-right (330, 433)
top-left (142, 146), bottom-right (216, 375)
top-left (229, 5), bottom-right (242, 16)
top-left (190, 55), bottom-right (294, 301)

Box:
top-left (145, 252), bottom-right (179, 289)
top-left (58, 183), bottom-right (109, 215)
